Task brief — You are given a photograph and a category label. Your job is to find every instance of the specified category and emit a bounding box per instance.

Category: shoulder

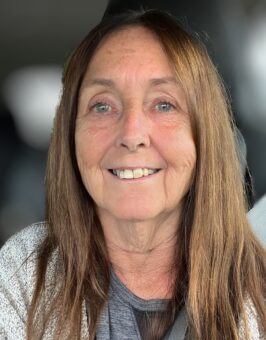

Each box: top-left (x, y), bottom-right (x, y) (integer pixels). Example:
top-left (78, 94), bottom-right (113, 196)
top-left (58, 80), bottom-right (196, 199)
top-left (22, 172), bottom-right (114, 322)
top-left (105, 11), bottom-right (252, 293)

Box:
top-left (0, 222), bottom-right (88, 339)
top-left (0, 221), bottom-right (48, 280)
top-left (0, 222), bottom-right (48, 283)
top-left (0, 222), bottom-right (48, 260)
top-left (0, 222), bottom-right (48, 338)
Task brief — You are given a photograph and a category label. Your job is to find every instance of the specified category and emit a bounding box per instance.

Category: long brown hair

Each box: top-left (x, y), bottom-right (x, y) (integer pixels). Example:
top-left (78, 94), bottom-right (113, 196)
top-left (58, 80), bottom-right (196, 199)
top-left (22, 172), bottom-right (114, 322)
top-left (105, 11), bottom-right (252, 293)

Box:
top-left (27, 9), bottom-right (266, 339)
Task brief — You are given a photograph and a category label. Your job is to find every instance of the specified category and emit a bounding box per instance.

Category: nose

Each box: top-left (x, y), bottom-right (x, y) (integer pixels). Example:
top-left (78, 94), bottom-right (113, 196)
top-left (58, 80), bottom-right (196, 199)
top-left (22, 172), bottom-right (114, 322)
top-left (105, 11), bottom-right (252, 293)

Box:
top-left (115, 109), bottom-right (150, 152)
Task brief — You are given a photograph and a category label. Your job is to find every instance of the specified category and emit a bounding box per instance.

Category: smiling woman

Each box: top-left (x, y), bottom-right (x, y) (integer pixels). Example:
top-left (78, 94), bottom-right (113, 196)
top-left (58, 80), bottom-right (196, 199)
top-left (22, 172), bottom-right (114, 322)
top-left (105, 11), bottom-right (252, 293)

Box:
top-left (75, 25), bottom-right (196, 226)
top-left (0, 9), bottom-right (265, 340)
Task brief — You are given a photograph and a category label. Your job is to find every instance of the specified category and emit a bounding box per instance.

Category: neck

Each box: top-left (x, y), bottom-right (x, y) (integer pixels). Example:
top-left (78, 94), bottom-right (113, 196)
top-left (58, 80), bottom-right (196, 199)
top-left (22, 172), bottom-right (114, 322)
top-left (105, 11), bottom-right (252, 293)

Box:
top-left (99, 210), bottom-right (179, 299)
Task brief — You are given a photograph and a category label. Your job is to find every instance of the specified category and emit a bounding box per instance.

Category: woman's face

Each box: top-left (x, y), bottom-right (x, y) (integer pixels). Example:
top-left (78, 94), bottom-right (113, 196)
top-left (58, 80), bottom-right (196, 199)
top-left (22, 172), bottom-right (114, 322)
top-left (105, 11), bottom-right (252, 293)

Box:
top-left (75, 26), bottom-right (196, 224)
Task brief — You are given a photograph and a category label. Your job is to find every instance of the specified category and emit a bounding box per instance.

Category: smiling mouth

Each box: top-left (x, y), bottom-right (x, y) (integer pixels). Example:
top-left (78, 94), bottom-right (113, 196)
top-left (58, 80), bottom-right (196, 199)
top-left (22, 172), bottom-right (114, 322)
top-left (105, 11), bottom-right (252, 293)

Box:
top-left (108, 168), bottom-right (161, 180)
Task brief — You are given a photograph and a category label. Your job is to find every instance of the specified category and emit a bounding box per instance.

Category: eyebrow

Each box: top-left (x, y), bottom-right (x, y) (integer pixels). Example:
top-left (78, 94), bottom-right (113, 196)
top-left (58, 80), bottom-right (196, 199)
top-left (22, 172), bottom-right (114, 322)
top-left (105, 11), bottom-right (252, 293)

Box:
top-left (82, 76), bottom-right (178, 90)
top-left (85, 78), bottom-right (115, 88)
top-left (149, 76), bottom-right (178, 86)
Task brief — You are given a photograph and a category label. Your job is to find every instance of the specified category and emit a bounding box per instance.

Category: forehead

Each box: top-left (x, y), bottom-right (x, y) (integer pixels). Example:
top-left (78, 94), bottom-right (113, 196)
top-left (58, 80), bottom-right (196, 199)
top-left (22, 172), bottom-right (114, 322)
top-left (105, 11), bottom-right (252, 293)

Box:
top-left (83, 26), bottom-right (175, 79)
top-left (97, 25), bottom-right (161, 50)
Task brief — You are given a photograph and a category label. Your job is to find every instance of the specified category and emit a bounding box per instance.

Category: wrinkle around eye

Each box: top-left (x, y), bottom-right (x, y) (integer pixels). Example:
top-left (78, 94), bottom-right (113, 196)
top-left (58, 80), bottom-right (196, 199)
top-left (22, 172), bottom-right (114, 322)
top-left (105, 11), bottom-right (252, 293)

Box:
top-left (79, 94), bottom-right (121, 118)
top-left (78, 87), bottom-right (120, 113)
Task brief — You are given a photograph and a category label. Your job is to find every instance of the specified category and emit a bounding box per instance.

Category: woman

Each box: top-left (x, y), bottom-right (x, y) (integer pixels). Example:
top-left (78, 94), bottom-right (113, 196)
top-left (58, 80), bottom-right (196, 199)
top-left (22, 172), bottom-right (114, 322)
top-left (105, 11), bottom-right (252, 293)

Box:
top-left (0, 9), bottom-right (265, 340)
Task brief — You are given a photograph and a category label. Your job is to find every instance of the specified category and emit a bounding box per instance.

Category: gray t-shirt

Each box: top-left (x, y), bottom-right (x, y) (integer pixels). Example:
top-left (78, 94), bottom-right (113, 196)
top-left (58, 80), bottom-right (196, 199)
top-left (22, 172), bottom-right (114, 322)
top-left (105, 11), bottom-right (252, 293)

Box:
top-left (96, 269), bottom-right (187, 340)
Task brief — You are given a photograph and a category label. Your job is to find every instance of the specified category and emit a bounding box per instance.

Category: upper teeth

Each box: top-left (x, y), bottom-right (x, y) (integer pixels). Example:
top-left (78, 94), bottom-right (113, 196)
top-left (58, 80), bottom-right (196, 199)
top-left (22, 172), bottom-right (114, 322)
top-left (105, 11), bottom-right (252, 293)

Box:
top-left (112, 168), bottom-right (157, 179)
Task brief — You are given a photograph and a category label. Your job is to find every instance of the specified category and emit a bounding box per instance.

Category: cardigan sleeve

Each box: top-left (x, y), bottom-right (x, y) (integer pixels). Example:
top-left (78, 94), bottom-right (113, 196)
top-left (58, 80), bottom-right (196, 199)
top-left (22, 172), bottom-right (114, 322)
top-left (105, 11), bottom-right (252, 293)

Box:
top-left (239, 298), bottom-right (265, 340)
top-left (0, 223), bottom-right (47, 340)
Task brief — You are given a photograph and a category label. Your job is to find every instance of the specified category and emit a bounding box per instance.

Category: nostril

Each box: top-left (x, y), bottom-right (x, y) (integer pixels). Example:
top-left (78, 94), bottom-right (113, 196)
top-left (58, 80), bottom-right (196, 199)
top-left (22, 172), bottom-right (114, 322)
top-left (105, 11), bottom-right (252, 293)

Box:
top-left (120, 139), bottom-right (148, 152)
top-left (116, 122), bottom-right (151, 150)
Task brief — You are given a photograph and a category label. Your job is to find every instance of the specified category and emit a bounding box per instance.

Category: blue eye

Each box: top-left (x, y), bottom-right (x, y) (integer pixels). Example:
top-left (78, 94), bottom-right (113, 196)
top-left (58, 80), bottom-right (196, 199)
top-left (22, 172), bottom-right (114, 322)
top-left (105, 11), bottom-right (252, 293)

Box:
top-left (93, 102), bottom-right (111, 113)
top-left (156, 102), bottom-right (174, 112)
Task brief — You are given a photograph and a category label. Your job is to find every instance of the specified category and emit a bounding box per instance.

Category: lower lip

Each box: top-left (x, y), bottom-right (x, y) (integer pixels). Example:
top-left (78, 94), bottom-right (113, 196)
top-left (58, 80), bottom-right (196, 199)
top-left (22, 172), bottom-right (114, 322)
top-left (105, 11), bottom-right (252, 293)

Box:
top-left (106, 170), bottom-right (161, 182)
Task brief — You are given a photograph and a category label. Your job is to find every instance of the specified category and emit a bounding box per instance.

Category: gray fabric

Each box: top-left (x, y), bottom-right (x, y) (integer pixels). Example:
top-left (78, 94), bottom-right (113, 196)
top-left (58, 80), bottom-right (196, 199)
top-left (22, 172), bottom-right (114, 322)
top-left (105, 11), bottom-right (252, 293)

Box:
top-left (96, 269), bottom-right (176, 339)
top-left (167, 307), bottom-right (188, 340)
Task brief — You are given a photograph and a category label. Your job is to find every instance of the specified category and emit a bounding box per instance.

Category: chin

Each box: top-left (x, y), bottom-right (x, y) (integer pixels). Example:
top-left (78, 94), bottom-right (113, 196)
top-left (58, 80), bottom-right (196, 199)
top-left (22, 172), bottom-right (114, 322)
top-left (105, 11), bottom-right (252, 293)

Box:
top-left (109, 203), bottom-right (161, 222)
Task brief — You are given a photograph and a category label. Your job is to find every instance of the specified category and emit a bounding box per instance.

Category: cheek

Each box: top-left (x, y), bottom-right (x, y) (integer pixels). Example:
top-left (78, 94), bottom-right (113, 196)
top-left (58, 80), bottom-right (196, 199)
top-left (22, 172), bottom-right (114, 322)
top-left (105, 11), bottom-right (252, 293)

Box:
top-left (75, 123), bottom-right (109, 167)
top-left (176, 140), bottom-right (196, 170)
top-left (75, 125), bottom-right (115, 195)
top-left (75, 135), bottom-right (93, 173)
top-left (156, 121), bottom-right (196, 167)
top-left (75, 144), bottom-right (105, 203)
top-left (164, 142), bottom-right (196, 208)
top-left (156, 126), bottom-right (196, 190)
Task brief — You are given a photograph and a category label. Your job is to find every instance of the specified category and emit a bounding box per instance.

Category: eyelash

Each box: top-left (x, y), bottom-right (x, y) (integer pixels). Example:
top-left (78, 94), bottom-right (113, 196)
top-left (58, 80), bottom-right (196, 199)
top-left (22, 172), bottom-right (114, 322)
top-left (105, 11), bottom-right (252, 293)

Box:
top-left (89, 100), bottom-right (114, 114)
top-left (88, 98), bottom-right (177, 115)
top-left (155, 100), bottom-right (176, 113)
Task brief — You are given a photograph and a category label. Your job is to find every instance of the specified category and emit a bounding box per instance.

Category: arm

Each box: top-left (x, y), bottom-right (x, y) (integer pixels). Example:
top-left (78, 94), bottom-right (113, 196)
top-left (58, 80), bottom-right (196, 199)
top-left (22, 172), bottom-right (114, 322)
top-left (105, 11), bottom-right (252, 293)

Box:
top-left (0, 223), bottom-right (47, 339)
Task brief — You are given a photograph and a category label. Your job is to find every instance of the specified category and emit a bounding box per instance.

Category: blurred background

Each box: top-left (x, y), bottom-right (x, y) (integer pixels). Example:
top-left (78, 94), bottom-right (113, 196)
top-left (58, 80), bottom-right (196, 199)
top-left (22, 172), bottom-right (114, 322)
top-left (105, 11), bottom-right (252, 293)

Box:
top-left (0, 0), bottom-right (265, 246)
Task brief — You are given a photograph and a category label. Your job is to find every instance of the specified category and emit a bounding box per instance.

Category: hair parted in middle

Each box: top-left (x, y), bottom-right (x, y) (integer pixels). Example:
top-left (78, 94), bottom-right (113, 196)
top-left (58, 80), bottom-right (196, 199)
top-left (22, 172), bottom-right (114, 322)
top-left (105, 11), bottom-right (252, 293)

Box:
top-left (27, 9), bottom-right (266, 340)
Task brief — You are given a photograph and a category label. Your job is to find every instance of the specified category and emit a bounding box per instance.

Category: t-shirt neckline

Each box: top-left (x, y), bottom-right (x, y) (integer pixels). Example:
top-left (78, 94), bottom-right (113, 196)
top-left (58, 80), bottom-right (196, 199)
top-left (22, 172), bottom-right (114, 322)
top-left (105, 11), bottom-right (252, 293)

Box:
top-left (110, 268), bottom-right (170, 312)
